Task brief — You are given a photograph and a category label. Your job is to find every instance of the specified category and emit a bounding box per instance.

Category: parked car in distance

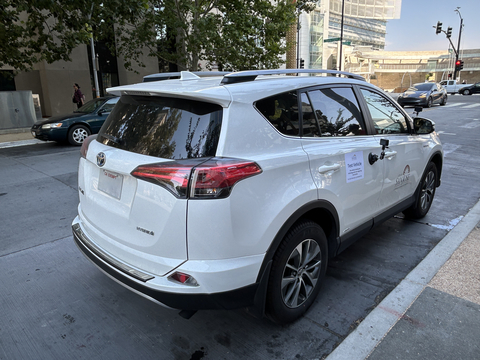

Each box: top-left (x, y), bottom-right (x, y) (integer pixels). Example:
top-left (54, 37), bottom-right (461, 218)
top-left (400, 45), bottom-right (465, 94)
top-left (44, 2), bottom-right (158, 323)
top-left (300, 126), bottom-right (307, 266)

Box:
top-left (31, 96), bottom-right (119, 145)
top-left (397, 82), bottom-right (447, 108)
top-left (458, 82), bottom-right (480, 95)
top-left (73, 69), bottom-right (443, 324)
top-left (439, 80), bottom-right (472, 94)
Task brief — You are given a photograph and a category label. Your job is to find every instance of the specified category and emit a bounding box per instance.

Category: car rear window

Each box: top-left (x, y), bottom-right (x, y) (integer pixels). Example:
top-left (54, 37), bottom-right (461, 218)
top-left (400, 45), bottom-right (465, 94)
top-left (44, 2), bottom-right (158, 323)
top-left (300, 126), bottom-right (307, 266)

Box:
top-left (97, 95), bottom-right (223, 159)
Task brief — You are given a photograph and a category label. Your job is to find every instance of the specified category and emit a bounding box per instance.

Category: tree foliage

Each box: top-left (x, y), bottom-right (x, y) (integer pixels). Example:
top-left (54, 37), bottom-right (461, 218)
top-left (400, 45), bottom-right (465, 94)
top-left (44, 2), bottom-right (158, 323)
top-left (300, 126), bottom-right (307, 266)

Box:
top-left (154, 0), bottom-right (304, 71)
top-left (0, 0), bottom-right (150, 72)
top-left (1, 0), bottom-right (315, 73)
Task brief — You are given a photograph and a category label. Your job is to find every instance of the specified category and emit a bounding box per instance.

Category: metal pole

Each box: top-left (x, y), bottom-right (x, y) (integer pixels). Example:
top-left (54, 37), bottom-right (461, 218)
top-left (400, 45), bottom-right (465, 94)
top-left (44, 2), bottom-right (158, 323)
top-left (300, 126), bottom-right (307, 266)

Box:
top-left (453, 8), bottom-right (463, 80)
top-left (89, 4), bottom-right (100, 98)
top-left (297, 7), bottom-right (300, 69)
top-left (338, 0), bottom-right (345, 72)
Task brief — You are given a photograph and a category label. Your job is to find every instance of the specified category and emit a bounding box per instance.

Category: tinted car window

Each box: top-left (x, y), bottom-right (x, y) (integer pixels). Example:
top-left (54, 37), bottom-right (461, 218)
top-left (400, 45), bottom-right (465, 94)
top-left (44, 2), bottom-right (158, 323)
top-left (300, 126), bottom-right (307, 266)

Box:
top-left (360, 89), bottom-right (409, 134)
top-left (409, 83), bottom-right (434, 91)
top-left (75, 98), bottom-right (108, 113)
top-left (100, 97), bottom-right (120, 113)
top-left (307, 87), bottom-right (365, 136)
top-left (98, 95), bottom-right (222, 159)
top-left (255, 91), bottom-right (300, 136)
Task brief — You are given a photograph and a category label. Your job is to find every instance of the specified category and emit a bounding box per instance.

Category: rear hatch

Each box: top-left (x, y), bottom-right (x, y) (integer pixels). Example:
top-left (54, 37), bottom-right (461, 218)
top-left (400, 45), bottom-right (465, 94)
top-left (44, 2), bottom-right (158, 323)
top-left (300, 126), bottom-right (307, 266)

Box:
top-left (78, 94), bottom-right (223, 276)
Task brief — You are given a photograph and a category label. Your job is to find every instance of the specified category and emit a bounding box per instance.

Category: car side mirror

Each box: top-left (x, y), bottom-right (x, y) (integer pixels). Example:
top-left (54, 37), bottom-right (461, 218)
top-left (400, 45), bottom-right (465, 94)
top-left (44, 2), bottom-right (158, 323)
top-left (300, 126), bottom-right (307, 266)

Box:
top-left (414, 117), bottom-right (435, 134)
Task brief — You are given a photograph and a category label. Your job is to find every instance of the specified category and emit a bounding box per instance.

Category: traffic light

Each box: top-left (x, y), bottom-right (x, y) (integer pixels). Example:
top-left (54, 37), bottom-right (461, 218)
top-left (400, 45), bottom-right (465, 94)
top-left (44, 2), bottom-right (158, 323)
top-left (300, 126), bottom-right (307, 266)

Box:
top-left (446, 27), bottom-right (452, 38)
top-left (448, 73), bottom-right (452, 78)
top-left (455, 60), bottom-right (464, 71)
top-left (435, 21), bottom-right (442, 35)
top-left (299, 58), bottom-right (305, 69)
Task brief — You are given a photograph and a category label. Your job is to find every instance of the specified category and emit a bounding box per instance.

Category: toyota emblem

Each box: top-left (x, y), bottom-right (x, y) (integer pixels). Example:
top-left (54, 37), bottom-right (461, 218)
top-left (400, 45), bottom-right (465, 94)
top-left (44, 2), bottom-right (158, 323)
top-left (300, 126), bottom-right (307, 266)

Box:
top-left (96, 152), bottom-right (106, 167)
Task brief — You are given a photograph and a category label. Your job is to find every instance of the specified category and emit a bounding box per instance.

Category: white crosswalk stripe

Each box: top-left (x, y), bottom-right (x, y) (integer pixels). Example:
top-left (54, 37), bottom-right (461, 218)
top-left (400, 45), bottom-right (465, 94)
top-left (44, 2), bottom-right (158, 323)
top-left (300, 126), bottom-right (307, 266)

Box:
top-left (445, 103), bottom-right (466, 107)
top-left (463, 103), bottom-right (480, 108)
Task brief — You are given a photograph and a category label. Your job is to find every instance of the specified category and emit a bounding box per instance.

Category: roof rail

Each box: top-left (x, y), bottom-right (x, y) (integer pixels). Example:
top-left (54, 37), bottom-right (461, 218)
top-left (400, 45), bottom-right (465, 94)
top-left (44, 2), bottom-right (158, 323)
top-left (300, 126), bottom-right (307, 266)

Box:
top-left (143, 71), bottom-right (230, 82)
top-left (220, 69), bottom-right (365, 84)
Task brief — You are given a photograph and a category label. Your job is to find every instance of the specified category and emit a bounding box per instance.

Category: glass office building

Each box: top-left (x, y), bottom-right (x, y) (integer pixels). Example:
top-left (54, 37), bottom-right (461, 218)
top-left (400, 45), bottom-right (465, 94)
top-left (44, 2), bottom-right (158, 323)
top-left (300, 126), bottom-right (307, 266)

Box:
top-left (300, 0), bottom-right (402, 69)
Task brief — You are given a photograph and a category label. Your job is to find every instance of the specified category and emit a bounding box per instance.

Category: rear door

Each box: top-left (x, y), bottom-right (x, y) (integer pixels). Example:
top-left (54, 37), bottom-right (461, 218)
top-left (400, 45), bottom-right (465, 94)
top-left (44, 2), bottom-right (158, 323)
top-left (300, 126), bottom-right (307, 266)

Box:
top-left (299, 86), bottom-right (383, 236)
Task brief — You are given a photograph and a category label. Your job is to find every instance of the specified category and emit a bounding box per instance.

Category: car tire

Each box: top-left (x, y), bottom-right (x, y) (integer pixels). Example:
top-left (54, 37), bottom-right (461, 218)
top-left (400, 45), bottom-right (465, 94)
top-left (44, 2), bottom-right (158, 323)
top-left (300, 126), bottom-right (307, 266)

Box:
top-left (426, 97), bottom-right (433, 108)
top-left (440, 95), bottom-right (447, 106)
top-left (463, 89), bottom-right (471, 95)
top-left (68, 125), bottom-right (91, 146)
top-left (266, 220), bottom-right (328, 324)
top-left (403, 162), bottom-right (437, 219)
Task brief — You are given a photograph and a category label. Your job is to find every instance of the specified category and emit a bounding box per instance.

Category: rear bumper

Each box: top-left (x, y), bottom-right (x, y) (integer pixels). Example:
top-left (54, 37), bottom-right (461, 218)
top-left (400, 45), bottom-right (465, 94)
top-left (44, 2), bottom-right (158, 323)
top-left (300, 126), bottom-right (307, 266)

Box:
top-left (72, 222), bottom-right (260, 310)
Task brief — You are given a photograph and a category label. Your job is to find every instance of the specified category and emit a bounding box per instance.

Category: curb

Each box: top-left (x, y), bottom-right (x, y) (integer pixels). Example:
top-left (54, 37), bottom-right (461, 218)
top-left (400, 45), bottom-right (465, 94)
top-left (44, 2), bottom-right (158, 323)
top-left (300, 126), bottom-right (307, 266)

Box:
top-left (326, 198), bottom-right (480, 360)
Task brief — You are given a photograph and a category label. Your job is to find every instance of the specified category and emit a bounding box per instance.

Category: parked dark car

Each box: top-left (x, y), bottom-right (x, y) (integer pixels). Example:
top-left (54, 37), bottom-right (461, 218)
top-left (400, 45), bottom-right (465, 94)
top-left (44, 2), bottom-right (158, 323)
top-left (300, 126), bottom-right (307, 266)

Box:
top-left (397, 82), bottom-right (447, 108)
top-left (31, 96), bottom-right (119, 145)
top-left (459, 82), bottom-right (480, 95)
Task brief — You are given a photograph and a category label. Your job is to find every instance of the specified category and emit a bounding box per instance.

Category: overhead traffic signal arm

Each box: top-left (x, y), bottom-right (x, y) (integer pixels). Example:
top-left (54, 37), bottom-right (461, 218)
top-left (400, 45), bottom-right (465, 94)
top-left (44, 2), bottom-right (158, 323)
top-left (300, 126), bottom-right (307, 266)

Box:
top-left (435, 21), bottom-right (458, 56)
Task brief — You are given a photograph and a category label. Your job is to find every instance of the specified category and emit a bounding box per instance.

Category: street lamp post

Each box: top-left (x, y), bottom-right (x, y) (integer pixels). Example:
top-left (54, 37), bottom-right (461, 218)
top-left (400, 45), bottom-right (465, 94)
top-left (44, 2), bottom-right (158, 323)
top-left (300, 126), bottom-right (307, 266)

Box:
top-left (453, 7), bottom-right (463, 80)
top-left (338, 0), bottom-right (345, 72)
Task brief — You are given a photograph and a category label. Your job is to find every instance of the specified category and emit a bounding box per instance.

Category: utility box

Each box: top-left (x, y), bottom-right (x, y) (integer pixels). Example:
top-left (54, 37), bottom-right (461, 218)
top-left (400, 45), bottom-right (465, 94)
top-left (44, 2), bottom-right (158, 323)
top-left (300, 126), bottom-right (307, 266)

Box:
top-left (0, 91), bottom-right (37, 131)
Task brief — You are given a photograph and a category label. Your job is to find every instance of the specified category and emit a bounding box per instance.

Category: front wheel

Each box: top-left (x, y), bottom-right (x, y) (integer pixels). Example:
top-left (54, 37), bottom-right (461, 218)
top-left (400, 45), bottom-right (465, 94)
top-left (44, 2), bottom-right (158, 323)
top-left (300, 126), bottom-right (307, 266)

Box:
top-left (463, 89), bottom-right (471, 95)
top-left (266, 221), bottom-right (328, 324)
top-left (403, 162), bottom-right (437, 219)
top-left (425, 97), bottom-right (433, 108)
top-left (68, 125), bottom-right (91, 146)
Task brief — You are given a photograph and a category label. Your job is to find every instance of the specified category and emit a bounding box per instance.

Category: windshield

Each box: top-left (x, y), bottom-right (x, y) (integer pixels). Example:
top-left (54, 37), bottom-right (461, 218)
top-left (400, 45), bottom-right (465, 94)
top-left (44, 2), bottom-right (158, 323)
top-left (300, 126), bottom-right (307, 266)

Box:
top-left (74, 99), bottom-right (107, 113)
top-left (408, 83), bottom-right (434, 91)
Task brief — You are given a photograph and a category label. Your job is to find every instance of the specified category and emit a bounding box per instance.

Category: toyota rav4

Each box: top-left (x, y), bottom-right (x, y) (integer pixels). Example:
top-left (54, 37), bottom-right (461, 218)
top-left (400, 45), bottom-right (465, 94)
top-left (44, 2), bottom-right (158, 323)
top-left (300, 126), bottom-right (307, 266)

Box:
top-left (73, 69), bottom-right (443, 324)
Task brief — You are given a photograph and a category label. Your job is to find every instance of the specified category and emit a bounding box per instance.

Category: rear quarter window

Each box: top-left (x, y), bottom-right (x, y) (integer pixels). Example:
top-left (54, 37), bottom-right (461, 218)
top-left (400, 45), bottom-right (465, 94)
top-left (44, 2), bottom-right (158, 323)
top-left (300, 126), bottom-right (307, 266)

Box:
top-left (98, 95), bottom-right (223, 159)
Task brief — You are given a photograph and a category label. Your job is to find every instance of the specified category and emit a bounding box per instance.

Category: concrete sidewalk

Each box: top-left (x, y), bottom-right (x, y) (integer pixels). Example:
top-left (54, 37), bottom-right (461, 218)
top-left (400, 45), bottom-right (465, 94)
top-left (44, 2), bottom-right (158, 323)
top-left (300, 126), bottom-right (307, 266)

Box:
top-left (0, 128), bottom-right (46, 148)
top-left (327, 199), bottom-right (480, 360)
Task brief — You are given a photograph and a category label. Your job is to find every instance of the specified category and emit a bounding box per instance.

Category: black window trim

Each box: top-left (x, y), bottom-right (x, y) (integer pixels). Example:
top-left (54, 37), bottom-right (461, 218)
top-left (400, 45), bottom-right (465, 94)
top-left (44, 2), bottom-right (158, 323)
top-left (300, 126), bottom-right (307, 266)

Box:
top-left (353, 85), bottom-right (414, 135)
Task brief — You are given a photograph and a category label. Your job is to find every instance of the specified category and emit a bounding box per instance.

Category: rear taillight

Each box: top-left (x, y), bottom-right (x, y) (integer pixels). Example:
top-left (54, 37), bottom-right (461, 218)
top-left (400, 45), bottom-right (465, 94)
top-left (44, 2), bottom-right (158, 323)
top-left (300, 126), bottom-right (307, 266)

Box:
top-left (131, 158), bottom-right (262, 199)
top-left (80, 134), bottom-right (98, 158)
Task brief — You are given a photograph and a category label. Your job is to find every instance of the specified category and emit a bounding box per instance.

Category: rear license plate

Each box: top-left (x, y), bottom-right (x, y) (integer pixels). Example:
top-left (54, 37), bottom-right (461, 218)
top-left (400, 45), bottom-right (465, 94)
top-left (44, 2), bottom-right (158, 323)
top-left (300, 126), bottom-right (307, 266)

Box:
top-left (98, 170), bottom-right (123, 199)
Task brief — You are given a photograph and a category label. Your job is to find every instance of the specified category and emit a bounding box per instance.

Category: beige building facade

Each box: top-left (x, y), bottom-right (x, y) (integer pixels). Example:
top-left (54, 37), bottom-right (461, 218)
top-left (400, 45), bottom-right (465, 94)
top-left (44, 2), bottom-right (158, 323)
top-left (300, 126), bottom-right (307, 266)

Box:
top-left (1, 44), bottom-right (158, 118)
top-left (345, 48), bottom-right (480, 91)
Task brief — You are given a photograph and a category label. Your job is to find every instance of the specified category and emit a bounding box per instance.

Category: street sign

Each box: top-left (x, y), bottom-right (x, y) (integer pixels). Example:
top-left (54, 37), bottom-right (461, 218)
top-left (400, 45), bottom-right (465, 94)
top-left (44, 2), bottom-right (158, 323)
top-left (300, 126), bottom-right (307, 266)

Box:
top-left (343, 41), bottom-right (351, 45)
top-left (324, 37), bottom-right (341, 43)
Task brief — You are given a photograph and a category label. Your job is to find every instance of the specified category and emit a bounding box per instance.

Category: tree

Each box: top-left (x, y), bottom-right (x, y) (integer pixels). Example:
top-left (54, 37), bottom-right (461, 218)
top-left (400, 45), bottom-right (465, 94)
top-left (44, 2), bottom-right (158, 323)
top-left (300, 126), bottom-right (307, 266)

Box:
top-left (153, 0), bottom-right (314, 71)
top-left (0, 0), bottom-right (151, 72)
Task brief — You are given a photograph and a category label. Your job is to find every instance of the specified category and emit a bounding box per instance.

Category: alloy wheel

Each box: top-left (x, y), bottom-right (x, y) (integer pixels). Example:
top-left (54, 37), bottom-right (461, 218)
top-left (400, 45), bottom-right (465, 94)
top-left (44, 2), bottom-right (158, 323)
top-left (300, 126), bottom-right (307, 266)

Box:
top-left (420, 170), bottom-right (436, 211)
top-left (281, 239), bottom-right (322, 308)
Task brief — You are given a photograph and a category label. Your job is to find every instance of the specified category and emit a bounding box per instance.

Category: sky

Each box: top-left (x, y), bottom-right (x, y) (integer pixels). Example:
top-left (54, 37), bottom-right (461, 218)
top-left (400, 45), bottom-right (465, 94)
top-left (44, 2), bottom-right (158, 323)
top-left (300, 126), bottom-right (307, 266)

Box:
top-left (384, 0), bottom-right (480, 51)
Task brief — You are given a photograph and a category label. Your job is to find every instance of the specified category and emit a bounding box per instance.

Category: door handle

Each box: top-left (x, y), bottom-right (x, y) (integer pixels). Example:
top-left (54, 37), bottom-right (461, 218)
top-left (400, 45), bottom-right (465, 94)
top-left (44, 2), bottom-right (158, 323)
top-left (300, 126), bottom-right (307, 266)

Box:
top-left (384, 150), bottom-right (397, 159)
top-left (318, 163), bottom-right (341, 174)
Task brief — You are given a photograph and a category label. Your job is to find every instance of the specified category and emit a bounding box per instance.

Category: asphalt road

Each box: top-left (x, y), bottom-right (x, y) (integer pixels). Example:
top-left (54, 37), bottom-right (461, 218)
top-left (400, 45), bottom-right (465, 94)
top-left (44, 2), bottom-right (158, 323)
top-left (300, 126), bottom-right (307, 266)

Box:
top-left (1, 94), bottom-right (479, 360)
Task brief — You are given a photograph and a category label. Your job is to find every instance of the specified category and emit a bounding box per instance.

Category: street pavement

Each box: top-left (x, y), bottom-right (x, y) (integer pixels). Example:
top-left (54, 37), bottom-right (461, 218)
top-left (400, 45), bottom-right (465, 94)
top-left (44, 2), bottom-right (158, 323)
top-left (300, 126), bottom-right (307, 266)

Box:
top-left (1, 124), bottom-right (480, 359)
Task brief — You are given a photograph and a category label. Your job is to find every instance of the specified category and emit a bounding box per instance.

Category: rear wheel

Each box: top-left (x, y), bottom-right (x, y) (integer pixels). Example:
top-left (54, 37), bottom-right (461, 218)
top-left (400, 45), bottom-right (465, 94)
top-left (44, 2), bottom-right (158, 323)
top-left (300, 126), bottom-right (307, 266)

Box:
top-left (266, 221), bottom-right (327, 324)
top-left (403, 162), bottom-right (437, 219)
top-left (440, 95), bottom-right (447, 106)
top-left (68, 125), bottom-right (91, 146)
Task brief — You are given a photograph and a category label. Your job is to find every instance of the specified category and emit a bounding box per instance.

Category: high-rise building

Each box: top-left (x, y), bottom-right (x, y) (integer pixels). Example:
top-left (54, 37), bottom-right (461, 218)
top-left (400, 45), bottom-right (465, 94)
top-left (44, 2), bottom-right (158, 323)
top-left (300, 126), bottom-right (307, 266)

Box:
top-left (297, 0), bottom-right (402, 70)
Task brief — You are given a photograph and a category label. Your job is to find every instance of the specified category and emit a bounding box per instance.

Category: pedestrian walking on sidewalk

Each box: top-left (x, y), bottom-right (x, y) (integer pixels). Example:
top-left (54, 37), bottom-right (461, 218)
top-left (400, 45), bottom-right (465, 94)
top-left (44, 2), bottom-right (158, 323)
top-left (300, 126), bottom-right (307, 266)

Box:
top-left (72, 83), bottom-right (85, 109)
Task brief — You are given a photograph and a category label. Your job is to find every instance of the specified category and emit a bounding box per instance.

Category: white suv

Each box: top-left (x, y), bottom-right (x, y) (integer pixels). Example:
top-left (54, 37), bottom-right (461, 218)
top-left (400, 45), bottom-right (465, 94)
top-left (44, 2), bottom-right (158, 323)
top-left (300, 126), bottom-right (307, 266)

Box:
top-left (73, 70), bottom-right (443, 324)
